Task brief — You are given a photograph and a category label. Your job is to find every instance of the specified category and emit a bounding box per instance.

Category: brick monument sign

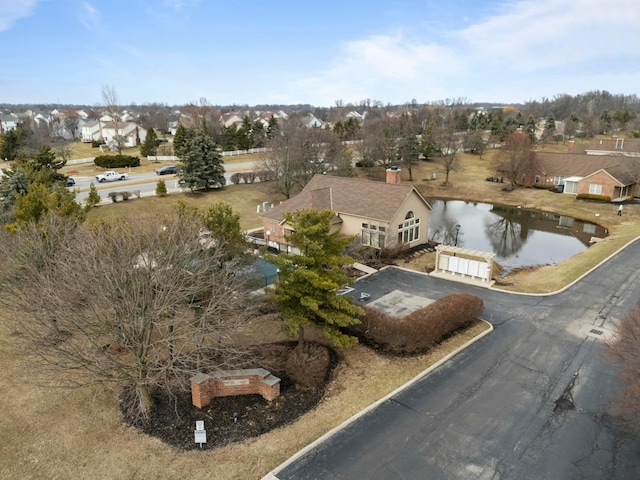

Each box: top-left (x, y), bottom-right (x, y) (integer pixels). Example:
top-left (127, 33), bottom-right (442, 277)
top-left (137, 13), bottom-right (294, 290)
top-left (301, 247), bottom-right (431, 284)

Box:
top-left (190, 368), bottom-right (281, 408)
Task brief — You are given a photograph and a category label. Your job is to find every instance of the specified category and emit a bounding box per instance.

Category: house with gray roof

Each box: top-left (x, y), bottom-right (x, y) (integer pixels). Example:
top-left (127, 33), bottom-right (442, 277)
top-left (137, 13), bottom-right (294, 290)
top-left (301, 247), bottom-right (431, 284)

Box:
top-left (261, 168), bottom-right (432, 252)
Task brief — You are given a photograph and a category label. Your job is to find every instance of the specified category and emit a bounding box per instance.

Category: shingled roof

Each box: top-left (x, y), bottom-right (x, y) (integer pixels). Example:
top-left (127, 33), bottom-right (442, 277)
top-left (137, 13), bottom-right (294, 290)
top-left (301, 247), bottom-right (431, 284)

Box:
top-left (263, 174), bottom-right (429, 223)
top-left (535, 152), bottom-right (628, 177)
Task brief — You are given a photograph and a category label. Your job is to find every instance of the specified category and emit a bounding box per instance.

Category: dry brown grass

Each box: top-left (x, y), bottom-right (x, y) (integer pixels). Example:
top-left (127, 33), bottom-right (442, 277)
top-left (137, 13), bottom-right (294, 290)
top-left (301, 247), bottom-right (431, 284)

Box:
top-left (1, 140), bottom-right (638, 477)
top-left (0, 313), bottom-right (489, 480)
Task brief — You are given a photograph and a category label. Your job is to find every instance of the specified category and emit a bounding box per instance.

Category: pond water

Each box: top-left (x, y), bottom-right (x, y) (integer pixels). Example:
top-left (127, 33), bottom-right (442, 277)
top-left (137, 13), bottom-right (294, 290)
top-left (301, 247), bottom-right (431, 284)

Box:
top-left (427, 199), bottom-right (608, 275)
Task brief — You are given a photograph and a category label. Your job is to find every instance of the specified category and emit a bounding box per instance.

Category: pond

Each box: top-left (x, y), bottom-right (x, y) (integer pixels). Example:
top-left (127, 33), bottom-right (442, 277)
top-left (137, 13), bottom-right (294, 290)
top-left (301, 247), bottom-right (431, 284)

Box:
top-left (427, 199), bottom-right (608, 275)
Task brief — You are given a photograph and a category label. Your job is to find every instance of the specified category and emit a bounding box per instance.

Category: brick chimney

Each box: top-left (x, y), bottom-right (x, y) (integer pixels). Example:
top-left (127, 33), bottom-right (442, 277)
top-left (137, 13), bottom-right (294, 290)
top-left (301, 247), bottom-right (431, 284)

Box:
top-left (386, 166), bottom-right (401, 184)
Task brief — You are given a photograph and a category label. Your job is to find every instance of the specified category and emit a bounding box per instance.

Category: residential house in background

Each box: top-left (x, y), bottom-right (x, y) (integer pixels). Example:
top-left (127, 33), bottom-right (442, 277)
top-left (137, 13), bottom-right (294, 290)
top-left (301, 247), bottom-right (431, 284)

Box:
top-left (0, 114), bottom-right (19, 133)
top-left (261, 168), bottom-right (432, 252)
top-left (527, 153), bottom-right (639, 200)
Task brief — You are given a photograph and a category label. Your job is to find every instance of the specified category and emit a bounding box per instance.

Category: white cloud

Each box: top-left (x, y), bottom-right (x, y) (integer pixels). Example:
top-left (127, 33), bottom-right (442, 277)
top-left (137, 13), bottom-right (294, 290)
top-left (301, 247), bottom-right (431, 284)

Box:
top-left (79, 2), bottom-right (99, 30)
top-left (455, 0), bottom-right (640, 71)
top-left (285, 0), bottom-right (640, 105)
top-left (288, 32), bottom-right (459, 105)
top-left (163, 0), bottom-right (201, 10)
top-left (0, 1), bottom-right (40, 32)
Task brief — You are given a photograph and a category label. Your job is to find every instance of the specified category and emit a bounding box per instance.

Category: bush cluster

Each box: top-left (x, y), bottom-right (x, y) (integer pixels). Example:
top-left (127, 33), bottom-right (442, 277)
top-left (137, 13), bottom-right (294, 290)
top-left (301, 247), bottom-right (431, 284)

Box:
top-left (108, 191), bottom-right (141, 203)
top-left (354, 293), bottom-right (484, 354)
top-left (94, 155), bottom-right (141, 169)
top-left (577, 193), bottom-right (612, 202)
top-left (285, 343), bottom-right (331, 390)
top-left (229, 170), bottom-right (276, 185)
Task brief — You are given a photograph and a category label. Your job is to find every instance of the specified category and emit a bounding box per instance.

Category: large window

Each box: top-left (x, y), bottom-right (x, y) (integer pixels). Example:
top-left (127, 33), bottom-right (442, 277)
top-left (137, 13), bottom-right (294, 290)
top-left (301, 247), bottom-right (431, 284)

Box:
top-left (588, 184), bottom-right (603, 195)
top-left (361, 223), bottom-right (386, 249)
top-left (397, 211), bottom-right (420, 244)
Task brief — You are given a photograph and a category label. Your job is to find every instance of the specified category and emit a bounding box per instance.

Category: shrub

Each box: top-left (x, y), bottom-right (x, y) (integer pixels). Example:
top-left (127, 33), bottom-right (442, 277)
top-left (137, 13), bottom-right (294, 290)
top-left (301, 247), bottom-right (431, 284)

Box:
top-left (156, 179), bottom-right (168, 196)
top-left (230, 172), bottom-right (242, 185)
top-left (285, 343), bottom-right (331, 390)
top-left (256, 170), bottom-right (276, 182)
top-left (355, 293), bottom-right (484, 354)
top-left (108, 192), bottom-right (118, 203)
top-left (242, 171), bottom-right (257, 184)
top-left (94, 155), bottom-right (141, 169)
top-left (577, 193), bottom-right (611, 202)
top-left (91, 140), bottom-right (102, 148)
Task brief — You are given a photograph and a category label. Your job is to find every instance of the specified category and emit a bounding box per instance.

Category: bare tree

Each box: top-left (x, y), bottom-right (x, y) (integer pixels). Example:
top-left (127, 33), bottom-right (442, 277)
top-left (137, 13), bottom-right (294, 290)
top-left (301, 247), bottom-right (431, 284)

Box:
top-left (607, 302), bottom-right (640, 433)
top-left (436, 123), bottom-right (461, 185)
top-left (101, 84), bottom-right (125, 154)
top-left (0, 211), bottom-right (256, 416)
top-left (260, 122), bottom-right (325, 198)
top-left (495, 131), bottom-right (535, 190)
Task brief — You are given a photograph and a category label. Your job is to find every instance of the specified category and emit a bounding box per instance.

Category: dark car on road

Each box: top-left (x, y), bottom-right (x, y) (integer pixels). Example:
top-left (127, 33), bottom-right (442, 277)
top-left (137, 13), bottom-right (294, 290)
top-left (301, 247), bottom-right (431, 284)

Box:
top-left (156, 165), bottom-right (177, 175)
top-left (66, 177), bottom-right (76, 186)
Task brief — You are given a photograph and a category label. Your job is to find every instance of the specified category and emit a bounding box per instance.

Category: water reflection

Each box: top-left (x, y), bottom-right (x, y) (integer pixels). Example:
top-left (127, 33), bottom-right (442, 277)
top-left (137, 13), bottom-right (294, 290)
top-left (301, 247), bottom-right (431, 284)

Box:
top-left (428, 199), bottom-right (607, 274)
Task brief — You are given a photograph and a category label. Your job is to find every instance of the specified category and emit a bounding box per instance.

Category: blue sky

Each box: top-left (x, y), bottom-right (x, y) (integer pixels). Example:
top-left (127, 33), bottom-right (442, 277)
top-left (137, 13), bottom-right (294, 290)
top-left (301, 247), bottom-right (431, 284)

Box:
top-left (1, 0), bottom-right (638, 107)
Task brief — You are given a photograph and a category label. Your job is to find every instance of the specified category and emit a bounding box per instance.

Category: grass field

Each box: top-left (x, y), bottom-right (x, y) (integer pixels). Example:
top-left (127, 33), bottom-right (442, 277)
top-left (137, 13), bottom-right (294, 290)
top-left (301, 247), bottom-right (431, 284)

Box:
top-left (1, 139), bottom-right (638, 478)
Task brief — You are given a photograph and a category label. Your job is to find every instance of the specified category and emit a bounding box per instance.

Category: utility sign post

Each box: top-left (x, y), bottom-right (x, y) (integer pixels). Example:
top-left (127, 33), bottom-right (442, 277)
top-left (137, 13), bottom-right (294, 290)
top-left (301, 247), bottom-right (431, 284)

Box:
top-left (194, 420), bottom-right (207, 448)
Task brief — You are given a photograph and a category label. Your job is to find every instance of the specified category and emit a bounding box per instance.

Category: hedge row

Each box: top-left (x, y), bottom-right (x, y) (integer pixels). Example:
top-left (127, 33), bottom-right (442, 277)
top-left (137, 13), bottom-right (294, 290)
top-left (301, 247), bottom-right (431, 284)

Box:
top-left (108, 191), bottom-right (141, 203)
top-left (94, 155), bottom-right (141, 168)
top-left (354, 293), bottom-right (484, 354)
top-left (576, 193), bottom-right (611, 202)
top-left (229, 170), bottom-right (277, 184)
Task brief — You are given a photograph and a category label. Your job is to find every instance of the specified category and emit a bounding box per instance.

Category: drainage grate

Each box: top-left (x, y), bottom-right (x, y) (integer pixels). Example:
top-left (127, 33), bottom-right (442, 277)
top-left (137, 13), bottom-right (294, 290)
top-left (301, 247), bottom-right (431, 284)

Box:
top-left (589, 329), bottom-right (604, 336)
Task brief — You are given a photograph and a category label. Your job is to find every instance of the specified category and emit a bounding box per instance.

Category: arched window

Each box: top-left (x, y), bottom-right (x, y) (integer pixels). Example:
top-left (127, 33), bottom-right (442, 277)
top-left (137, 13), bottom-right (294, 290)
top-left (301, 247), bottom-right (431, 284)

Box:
top-left (398, 211), bottom-right (420, 244)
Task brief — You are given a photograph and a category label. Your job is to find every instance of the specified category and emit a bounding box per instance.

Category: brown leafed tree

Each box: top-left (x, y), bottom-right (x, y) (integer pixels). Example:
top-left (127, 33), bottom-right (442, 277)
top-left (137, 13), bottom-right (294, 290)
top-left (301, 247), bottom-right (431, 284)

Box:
top-left (0, 211), bottom-right (256, 417)
top-left (496, 131), bottom-right (534, 189)
top-left (607, 302), bottom-right (640, 432)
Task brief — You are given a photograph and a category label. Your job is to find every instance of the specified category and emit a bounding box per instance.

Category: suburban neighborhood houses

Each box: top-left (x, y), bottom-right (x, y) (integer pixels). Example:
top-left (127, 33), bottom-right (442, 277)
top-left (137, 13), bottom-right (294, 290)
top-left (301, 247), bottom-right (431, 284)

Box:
top-left (1, 91), bottom-right (640, 480)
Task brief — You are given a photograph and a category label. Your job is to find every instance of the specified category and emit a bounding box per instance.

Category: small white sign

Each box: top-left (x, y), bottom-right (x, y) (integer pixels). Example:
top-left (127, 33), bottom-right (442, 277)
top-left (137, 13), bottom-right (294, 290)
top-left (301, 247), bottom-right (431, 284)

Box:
top-left (194, 421), bottom-right (207, 446)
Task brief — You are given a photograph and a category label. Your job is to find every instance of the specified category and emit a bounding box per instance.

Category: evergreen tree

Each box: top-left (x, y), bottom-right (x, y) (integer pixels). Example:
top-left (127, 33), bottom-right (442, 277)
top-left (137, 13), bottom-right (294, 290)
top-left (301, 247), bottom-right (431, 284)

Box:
top-left (251, 120), bottom-right (267, 147)
top-left (220, 125), bottom-right (239, 151)
top-left (173, 123), bottom-right (189, 158)
top-left (85, 182), bottom-right (101, 208)
top-left (266, 209), bottom-right (364, 348)
top-left (542, 113), bottom-right (556, 143)
top-left (237, 116), bottom-right (253, 150)
top-left (140, 127), bottom-right (158, 157)
top-left (525, 115), bottom-right (538, 142)
top-left (202, 201), bottom-right (246, 257)
top-left (419, 121), bottom-right (440, 159)
top-left (600, 110), bottom-right (612, 134)
top-left (155, 179), bottom-right (168, 197)
top-left (178, 132), bottom-right (225, 191)
top-left (266, 115), bottom-right (279, 141)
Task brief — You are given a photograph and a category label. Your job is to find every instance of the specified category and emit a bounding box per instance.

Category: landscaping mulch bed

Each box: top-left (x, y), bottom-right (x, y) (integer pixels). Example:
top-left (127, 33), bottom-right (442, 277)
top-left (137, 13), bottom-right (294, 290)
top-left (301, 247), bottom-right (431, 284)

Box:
top-left (119, 342), bottom-right (336, 450)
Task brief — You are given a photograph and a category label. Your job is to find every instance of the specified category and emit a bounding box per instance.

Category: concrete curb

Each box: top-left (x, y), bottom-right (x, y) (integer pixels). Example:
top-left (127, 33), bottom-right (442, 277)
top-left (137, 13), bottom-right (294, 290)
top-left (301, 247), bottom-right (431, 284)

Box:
top-left (261, 319), bottom-right (494, 480)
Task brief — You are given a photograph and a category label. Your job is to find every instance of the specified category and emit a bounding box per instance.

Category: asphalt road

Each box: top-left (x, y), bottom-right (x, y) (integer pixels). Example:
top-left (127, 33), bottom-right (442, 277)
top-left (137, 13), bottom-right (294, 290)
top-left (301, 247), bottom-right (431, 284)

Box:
top-left (269, 239), bottom-right (640, 479)
top-left (70, 161), bottom-right (258, 203)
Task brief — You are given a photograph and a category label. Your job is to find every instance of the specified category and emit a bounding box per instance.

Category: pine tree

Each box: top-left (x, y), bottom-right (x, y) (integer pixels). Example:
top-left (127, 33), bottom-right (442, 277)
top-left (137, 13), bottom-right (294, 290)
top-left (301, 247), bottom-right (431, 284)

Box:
top-left (85, 182), bottom-right (101, 208)
top-left (140, 127), bottom-right (158, 158)
top-left (178, 132), bottom-right (225, 191)
top-left (266, 209), bottom-right (364, 348)
top-left (155, 179), bottom-right (167, 197)
top-left (173, 123), bottom-right (188, 158)
top-left (525, 115), bottom-right (538, 142)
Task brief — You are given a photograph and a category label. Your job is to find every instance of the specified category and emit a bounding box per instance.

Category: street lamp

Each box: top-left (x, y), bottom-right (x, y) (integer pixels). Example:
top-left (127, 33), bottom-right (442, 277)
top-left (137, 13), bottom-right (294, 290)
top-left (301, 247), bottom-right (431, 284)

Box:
top-left (454, 224), bottom-right (460, 247)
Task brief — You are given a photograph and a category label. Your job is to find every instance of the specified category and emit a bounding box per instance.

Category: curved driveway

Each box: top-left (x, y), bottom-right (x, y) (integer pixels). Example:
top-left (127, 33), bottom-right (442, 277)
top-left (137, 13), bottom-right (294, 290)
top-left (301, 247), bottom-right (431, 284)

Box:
top-left (269, 239), bottom-right (640, 479)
